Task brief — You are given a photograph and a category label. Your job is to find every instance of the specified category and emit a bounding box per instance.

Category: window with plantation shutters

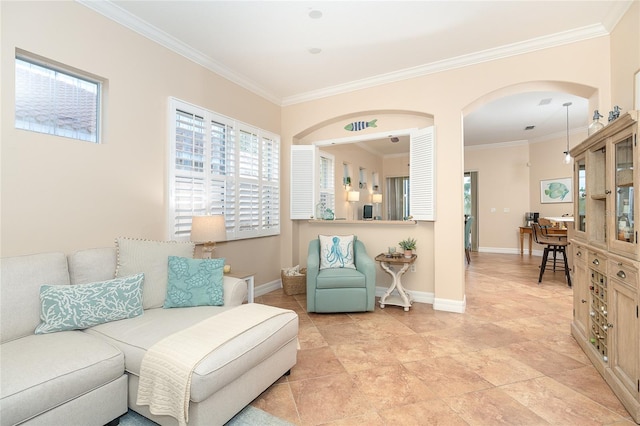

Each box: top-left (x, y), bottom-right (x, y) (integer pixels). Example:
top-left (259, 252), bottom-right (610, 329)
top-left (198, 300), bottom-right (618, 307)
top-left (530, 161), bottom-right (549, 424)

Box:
top-left (289, 146), bottom-right (334, 219)
top-left (319, 152), bottom-right (335, 214)
top-left (168, 98), bottom-right (280, 241)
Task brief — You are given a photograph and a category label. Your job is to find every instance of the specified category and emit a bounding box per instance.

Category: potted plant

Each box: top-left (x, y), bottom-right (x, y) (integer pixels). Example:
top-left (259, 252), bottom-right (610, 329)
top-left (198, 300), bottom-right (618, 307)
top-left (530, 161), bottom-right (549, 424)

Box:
top-left (398, 238), bottom-right (416, 258)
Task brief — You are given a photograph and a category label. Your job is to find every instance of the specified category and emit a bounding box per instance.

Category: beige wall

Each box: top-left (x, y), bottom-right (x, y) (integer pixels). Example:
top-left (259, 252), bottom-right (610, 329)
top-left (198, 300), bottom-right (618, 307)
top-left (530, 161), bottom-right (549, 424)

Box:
top-left (464, 143), bottom-right (531, 252)
top-left (2, 2), bottom-right (638, 304)
top-left (464, 132), bottom-right (587, 254)
top-left (282, 36), bottom-right (613, 309)
top-left (610, 0), bottom-right (640, 113)
top-left (0, 1), bottom-right (281, 285)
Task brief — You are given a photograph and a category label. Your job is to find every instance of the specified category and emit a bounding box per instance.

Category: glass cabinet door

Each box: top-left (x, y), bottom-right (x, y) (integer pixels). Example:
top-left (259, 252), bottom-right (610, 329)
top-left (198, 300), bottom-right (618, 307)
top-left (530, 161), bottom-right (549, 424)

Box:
top-left (614, 135), bottom-right (634, 244)
top-left (576, 157), bottom-right (587, 233)
top-left (589, 145), bottom-right (608, 247)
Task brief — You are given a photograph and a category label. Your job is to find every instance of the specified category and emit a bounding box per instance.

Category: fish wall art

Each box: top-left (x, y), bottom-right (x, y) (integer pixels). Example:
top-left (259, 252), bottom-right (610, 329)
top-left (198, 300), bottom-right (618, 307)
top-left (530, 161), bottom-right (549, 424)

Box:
top-left (540, 178), bottom-right (572, 203)
top-left (344, 119), bottom-right (377, 132)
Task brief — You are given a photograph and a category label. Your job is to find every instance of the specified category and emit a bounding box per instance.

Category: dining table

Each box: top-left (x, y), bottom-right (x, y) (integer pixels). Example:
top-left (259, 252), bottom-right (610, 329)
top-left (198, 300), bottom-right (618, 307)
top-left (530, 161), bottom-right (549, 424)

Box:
top-left (519, 224), bottom-right (568, 255)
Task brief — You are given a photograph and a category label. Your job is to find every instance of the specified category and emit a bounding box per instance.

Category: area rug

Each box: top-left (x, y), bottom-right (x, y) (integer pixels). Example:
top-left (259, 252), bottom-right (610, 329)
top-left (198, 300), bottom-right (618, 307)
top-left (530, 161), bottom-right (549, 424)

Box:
top-left (119, 405), bottom-right (294, 426)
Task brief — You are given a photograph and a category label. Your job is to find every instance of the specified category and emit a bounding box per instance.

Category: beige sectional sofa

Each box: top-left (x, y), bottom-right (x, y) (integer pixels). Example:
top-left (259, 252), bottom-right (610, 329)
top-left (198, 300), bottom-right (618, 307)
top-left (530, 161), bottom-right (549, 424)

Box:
top-left (0, 244), bottom-right (298, 426)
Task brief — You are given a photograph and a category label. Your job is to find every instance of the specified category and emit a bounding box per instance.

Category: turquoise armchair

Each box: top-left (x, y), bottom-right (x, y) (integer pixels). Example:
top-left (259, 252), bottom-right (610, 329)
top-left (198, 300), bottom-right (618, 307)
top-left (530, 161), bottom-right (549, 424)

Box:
top-left (306, 238), bottom-right (376, 313)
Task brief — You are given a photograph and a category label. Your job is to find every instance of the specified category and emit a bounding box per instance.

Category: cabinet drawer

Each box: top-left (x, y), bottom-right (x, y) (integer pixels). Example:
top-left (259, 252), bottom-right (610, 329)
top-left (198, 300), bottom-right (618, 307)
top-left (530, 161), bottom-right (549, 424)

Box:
top-left (589, 251), bottom-right (607, 273)
top-left (574, 245), bottom-right (587, 264)
top-left (608, 260), bottom-right (638, 288)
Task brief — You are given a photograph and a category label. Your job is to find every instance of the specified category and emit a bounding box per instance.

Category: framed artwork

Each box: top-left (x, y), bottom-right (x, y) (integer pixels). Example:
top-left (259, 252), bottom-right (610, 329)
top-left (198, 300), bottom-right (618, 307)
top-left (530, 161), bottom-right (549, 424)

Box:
top-left (540, 177), bottom-right (573, 203)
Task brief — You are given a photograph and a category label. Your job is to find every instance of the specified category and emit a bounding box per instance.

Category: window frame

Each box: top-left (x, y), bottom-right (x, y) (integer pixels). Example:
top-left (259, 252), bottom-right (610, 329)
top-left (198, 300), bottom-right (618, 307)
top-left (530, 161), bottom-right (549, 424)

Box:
top-left (168, 98), bottom-right (280, 241)
top-left (14, 50), bottom-right (103, 143)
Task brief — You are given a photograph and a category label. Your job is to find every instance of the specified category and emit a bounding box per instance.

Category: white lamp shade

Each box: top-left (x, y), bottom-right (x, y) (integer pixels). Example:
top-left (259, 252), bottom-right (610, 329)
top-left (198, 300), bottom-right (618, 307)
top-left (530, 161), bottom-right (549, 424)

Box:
top-left (190, 215), bottom-right (226, 243)
top-left (347, 191), bottom-right (360, 202)
top-left (372, 193), bottom-right (382, 204)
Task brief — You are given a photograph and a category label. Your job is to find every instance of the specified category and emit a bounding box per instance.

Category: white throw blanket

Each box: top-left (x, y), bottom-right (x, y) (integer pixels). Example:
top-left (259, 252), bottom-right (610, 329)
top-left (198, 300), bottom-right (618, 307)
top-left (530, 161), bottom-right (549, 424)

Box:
top-left (136, 304), bottom-right (291, 426)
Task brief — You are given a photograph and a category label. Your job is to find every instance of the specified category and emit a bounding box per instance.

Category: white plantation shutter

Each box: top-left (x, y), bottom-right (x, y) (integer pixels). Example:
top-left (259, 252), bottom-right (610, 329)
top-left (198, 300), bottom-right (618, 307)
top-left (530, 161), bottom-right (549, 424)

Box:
top-left (170, 110), bottom-right (207, 238)
top-left (409, 126), bottom-right (436, 221)
top-left (173, 176), bottom-right (207, 238)
top-left (262, 135), bottom-right (280, 230)
top-left (168, 98), bottom-right (279, 240)
top-left (236, 127), bottom-right (260, 236)
top-left (262, 184), bottom-right (280, 229)
top-left (238, 182), bottom-right (260, 233)
top-left (290, 145), bottom-right (317, 219)
top-left (209, 120), bottom-right (228, 226)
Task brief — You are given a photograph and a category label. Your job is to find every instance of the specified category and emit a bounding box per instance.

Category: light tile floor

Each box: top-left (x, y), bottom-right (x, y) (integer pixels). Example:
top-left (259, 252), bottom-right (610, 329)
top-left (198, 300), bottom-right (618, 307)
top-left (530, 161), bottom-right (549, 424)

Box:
top-left (251, 252), bottom-right (635, 425)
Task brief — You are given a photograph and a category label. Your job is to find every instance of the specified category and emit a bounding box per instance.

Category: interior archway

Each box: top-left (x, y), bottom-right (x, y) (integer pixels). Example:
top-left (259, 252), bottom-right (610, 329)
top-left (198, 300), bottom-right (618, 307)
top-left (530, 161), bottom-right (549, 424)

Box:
top-left (461, 80), bottom-right (599, 257)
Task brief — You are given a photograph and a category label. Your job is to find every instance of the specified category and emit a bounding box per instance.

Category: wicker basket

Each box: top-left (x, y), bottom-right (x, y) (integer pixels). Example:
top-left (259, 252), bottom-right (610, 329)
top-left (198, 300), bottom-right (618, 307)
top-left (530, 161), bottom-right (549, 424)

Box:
top-left (281, 268), bottom-right (307, 295)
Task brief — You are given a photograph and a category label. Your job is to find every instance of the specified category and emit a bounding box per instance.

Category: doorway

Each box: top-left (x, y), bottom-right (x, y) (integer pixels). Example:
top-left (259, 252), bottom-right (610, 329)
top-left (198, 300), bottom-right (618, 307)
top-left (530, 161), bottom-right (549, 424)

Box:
top-left (464, 171), bottom-right (479, 252)
top-left (386, 176), bottom-right (410, 220)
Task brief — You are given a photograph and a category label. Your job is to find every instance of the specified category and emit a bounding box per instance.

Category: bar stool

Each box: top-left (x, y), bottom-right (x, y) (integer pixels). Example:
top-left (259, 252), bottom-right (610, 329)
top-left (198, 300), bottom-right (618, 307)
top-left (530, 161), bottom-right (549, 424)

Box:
top-left (531, 223), bottom-right (571, 287)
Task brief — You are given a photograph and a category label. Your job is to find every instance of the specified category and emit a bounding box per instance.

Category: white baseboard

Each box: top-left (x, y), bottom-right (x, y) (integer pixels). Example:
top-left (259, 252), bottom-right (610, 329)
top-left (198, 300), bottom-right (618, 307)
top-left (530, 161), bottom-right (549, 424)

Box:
top-left (478, 247), bottom-right (543, 256)
top-left (375, 286), bottom-right (465, 313)
top-left (255, 280), bottom-right (284, 298)
top-left (433, 295), bottom-right (466, 313)
top-left (263, 281), bottom-right (465, 313)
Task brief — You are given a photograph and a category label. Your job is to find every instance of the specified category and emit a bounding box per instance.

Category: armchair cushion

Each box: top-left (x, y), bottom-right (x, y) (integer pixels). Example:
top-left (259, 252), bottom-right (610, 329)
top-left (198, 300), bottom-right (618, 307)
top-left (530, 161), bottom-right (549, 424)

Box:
top-left (318, 234), bottom-right (356, 270)
top-left (317, 268), bottom-right (365, 289)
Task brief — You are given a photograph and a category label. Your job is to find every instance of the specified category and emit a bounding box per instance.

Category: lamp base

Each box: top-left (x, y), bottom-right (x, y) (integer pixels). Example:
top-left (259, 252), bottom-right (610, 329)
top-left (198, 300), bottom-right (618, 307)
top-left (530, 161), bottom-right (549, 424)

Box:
top-left (201, 242), bottom-right (216, 259)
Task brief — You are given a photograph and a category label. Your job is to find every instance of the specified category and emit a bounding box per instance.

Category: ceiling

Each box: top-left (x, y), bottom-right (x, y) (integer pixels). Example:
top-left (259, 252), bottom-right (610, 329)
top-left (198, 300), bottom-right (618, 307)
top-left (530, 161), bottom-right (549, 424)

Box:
top-left (80, 1), bottom-right (633, 150)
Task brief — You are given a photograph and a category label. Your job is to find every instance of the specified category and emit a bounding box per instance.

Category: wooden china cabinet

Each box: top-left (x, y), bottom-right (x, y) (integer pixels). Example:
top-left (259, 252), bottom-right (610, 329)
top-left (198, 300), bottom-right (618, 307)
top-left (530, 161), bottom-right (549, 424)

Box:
top-left (570, 111), bottom-right (639, 423)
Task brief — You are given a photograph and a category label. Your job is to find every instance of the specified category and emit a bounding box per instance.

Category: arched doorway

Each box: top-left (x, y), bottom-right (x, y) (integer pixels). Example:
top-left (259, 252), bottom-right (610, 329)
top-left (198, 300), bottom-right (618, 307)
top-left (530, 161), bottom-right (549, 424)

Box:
top-left (462, 81), bottom-right (599, 255)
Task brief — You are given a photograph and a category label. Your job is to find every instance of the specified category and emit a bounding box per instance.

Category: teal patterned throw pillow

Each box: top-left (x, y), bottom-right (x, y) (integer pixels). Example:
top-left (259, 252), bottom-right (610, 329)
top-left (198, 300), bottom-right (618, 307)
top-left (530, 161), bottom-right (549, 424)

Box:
top-left (163, 257), bottom-right (225, 308)
top-left (35, 273), bottom-right (144, 334)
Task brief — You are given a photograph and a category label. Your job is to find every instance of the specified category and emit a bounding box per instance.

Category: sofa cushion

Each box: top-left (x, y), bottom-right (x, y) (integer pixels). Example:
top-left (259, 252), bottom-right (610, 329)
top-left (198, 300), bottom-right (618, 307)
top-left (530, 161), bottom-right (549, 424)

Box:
top-left (35, 273), bottom-right (144, 334)
top-left (86, 304), bottom-right (298, 403)
top-left (318, 234), bottom-right (356, 270)
top-left (68, 247), bottom-right (117, 285)
top-left (115, 237), bottom-right (195, 309)
top-left (0, 252), bottom-right (70, 343)
top-left (164, 257), bottom-right (225, 308)
top-left (0, 331), bottom-right (124, 425)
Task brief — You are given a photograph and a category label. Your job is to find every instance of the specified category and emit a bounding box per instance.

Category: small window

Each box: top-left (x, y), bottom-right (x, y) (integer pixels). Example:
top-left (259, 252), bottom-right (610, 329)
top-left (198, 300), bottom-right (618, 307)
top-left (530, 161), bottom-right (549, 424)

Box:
top-left (15, 52), bottom-right (102, 143)
top-left (343, 162), bottom-right (351, 188)
top-left (359, 167), bottom-right (367, 189)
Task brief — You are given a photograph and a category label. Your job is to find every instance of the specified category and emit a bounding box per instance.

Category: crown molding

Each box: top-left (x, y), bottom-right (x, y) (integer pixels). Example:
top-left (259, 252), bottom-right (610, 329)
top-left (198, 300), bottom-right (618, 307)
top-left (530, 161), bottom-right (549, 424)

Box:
top-left (76, 0), bottom-right (282, 105)
top-left (464, 139), bottom-right (530, 151)
top-left (464, 126), bottom-right (589, 151)
top-left (78, 1), bottom-right (611, 107)
top-left (282, 24), bottom-right (609, 106)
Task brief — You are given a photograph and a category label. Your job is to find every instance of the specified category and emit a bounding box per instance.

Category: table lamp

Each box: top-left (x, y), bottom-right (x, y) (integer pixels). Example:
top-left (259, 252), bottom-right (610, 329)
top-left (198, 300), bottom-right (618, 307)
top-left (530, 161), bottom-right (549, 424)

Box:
top-left (372, 193), bottom-right (382, 219)
top-left (190, 215), bottom-right (226, 258)
top-left (347, 190), bottom-right (360, 220)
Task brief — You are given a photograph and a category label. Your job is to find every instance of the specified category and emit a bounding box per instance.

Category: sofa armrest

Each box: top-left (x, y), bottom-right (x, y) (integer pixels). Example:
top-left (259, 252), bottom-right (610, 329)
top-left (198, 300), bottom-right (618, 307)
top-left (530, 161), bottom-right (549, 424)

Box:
top-left (224, 276), bottom-right (247, 306)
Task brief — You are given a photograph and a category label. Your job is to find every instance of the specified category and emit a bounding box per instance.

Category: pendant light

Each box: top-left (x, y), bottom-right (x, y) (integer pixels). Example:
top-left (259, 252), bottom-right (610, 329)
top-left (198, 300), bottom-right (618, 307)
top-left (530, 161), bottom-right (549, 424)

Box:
top-left (563, 102), bottom-right (572, 164)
